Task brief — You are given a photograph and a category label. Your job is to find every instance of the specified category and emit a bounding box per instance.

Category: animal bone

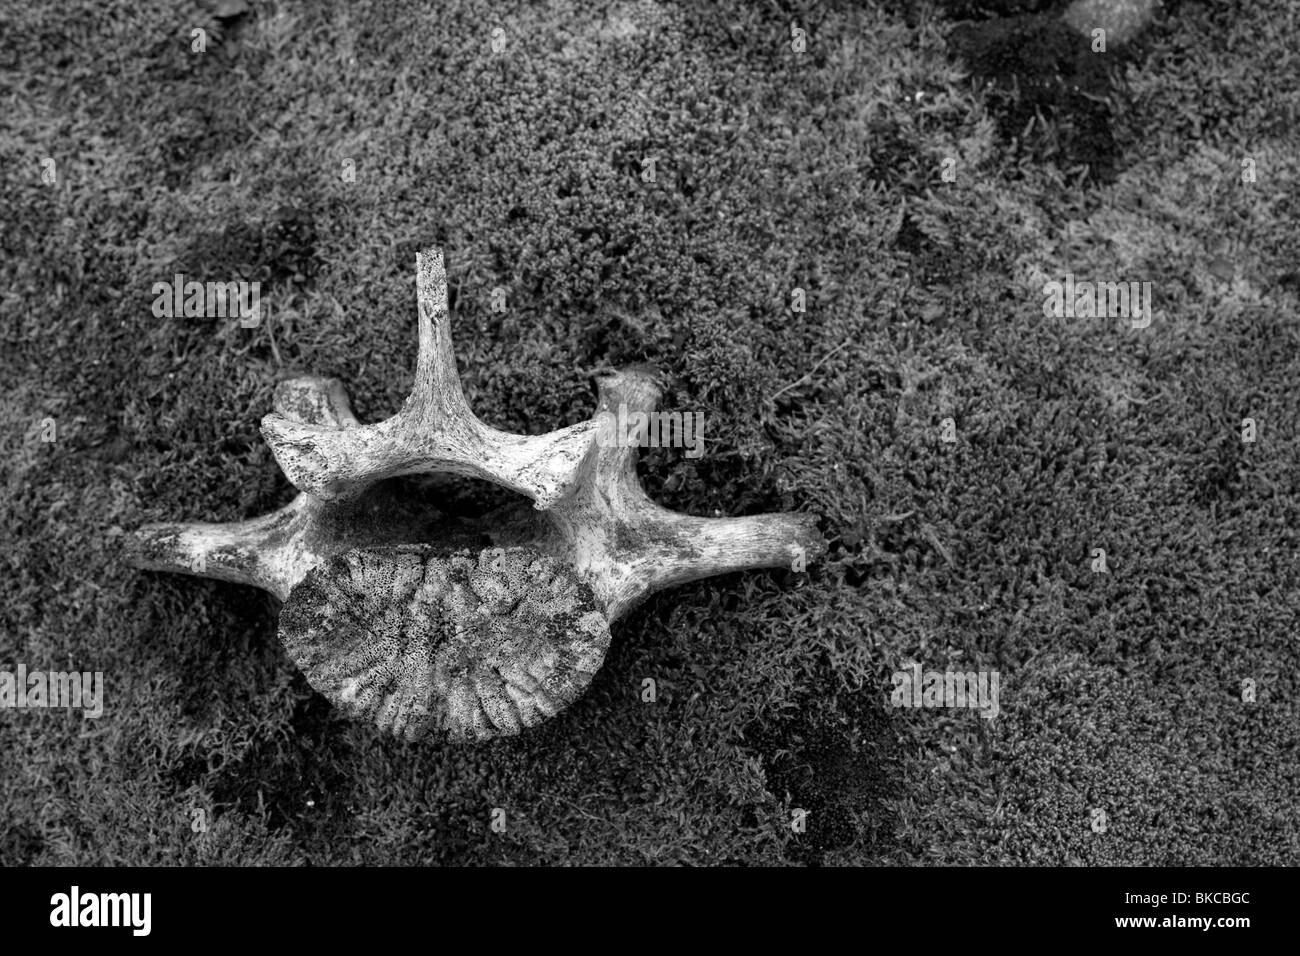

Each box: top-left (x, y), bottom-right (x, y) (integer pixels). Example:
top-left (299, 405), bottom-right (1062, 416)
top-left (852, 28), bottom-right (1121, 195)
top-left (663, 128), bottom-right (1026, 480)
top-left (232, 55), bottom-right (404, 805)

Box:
top-left (487, 364), bottom-right (823, 621)
top-left (127, 247), bottom-right (826, 741)
top-left (280, 546), bottom-right (610, 742)
top-left (126, 375), bottom-right (487, 601)
top-left (259, 250), bottom-right (601, 507)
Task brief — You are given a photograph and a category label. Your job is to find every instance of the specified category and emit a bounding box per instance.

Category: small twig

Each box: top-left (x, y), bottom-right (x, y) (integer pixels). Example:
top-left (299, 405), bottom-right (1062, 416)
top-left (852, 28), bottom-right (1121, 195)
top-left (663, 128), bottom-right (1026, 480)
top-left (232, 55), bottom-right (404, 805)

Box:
top-left (556, 797), bottom-right (603, 823)
top-left (770, 339), bottom-right (852, 402)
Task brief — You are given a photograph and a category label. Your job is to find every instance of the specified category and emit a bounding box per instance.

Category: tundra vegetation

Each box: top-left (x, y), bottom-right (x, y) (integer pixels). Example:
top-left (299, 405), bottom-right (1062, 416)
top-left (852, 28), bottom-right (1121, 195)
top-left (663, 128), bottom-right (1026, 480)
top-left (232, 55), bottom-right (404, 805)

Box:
top-left (1, 0), bottom-right (1296, 865)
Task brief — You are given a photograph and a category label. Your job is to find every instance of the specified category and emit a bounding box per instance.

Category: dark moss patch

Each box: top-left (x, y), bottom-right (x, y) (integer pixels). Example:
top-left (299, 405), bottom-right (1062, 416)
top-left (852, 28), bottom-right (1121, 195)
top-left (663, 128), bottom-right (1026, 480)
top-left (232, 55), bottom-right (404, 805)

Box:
top-left (0, 822), bottom-right (44, 866)
top-left (948, 12), bottom-right (1122, 183)
top-left (204, 692), bottom-right (357, 843)
top-left (892, 212), bottom-right (967, 286)
top-left (865, 121), bottom-right (925, 192)
top-left (177, 204), bottom-right (320, 293)
top-left (879, 0), bottom-right (1061, 28)
top-left (745, 663), bottom-right (901, 866)
top-left (154, 87), bottom-right (255, 190)
top-left (1191, 427), bottom-right (1248, 506)
top-left (161, 585), bottom-right (280, 724)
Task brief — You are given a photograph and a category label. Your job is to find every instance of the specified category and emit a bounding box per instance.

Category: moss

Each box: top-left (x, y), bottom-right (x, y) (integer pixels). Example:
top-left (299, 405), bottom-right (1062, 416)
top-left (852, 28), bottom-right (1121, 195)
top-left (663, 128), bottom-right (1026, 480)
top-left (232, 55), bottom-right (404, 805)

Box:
top-left (2, 0), bottom-right (1297, 865)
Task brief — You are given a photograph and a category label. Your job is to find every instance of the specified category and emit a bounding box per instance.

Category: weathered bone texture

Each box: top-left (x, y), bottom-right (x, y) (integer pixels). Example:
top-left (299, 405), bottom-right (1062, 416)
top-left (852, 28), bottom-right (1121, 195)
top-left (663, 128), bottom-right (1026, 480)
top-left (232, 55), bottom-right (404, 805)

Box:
top-left (125, 375), bottom-right (487, 600)
top-left (488, 366), bottom-right (825, 621)
top-left (127, 247), bottom-right (826, 741)
top-left (279, 546), bottom-right (610, 742)
top-left (259, 250), bottom-right (600, 508)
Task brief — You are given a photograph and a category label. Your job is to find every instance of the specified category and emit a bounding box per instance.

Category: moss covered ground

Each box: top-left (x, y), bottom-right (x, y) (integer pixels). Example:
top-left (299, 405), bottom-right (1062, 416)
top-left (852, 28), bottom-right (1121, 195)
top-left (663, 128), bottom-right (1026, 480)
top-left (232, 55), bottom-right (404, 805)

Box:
top-left (1, 0), bottom-right (1297, 865)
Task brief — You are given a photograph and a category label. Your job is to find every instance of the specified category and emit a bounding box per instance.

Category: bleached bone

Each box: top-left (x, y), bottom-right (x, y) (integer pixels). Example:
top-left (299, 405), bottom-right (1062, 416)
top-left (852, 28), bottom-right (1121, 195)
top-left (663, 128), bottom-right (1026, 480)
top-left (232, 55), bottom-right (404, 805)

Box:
top-left (259, 250), bottom-right (600, 508)
top-left (127, 247), bottom-right (826, 741)
top-left (125, 375), bottom-right (485, 600)
top-left (279, 545), bottom-right (610, 742)
top-left (488, 365), bottom-right (825, 621)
